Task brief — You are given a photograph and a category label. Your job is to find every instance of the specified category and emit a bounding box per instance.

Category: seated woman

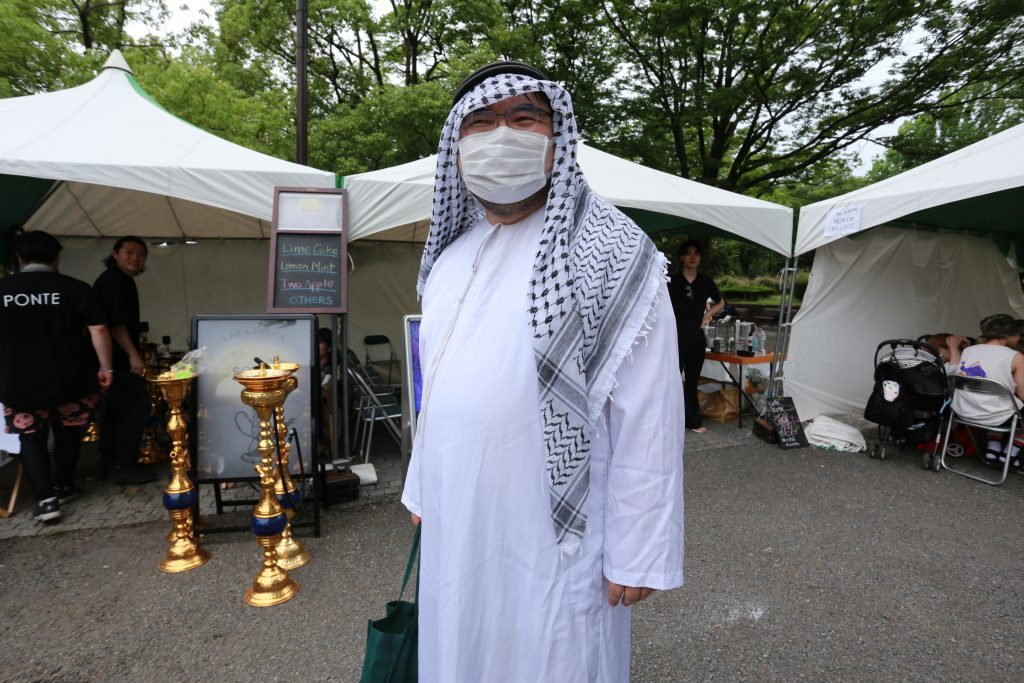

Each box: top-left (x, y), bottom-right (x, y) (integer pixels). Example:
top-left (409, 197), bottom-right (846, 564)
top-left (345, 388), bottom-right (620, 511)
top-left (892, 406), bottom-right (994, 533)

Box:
top-left (952, 314), bottom-right (1024, 468)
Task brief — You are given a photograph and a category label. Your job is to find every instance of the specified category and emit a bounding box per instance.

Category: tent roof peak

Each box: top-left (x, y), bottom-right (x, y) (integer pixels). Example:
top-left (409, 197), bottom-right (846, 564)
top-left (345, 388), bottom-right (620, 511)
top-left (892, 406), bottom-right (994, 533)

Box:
top-left (102, 50), bottom-right (133, 75)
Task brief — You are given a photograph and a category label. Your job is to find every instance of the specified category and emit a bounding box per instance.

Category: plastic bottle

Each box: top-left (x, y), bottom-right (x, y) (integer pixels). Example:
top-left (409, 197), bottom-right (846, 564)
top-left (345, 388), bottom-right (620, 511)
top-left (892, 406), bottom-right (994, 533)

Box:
top-left (756, 328), bottom-right (767, 354)
top-left (751, 326), bottom-right (760, 352)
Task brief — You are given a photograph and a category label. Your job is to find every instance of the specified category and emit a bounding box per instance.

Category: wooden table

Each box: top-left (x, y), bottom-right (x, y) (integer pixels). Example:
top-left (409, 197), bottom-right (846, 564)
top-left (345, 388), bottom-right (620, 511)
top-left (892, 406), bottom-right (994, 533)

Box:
top-left (703, 352), bottom-right (785, 428)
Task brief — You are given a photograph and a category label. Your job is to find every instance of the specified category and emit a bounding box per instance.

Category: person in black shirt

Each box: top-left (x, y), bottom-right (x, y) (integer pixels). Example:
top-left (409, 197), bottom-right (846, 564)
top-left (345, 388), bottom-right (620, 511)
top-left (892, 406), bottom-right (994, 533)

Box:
top-left (668, 240), bottom-right (725, 433)
top-left (92, 235), bottom-right (155, 484)
top-left (0, 231), bottom-right (113, 522)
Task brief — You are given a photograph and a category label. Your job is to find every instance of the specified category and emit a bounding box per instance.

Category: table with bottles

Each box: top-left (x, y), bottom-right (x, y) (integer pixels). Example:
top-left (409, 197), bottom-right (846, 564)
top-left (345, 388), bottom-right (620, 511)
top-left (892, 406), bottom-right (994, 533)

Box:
top-left (702, 351), bottom-right (786, 429)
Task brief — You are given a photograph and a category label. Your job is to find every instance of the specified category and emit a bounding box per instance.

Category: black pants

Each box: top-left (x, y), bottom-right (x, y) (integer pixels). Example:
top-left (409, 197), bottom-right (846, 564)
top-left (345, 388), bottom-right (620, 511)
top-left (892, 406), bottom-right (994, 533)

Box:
top-left (99, 372), bottom-right (149, 471)
top-left (18, 422), bottom-right (81, 501)
top-left (679, 338), bottom-right (706, 430)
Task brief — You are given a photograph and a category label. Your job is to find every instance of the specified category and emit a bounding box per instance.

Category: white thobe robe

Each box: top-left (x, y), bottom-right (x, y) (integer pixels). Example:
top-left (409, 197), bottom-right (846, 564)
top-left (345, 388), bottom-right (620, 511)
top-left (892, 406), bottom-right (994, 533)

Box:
top-left (402, 208), bottom-right (685, 682)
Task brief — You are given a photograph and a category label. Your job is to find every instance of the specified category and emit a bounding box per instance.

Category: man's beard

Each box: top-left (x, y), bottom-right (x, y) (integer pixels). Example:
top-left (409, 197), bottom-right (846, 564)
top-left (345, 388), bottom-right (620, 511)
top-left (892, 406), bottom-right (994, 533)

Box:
top-left (472, 181), bottom-right (551, 219)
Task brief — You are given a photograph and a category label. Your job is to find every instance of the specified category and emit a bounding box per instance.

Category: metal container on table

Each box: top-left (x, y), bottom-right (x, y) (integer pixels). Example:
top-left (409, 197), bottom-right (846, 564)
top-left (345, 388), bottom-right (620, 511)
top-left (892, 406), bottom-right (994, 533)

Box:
top-left (703, 326), bottom-right (716, 349)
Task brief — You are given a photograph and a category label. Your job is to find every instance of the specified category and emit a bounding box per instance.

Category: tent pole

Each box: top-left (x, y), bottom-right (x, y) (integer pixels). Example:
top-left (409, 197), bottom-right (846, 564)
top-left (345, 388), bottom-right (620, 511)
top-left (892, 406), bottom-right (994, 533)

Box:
top-left (328, 313), bottom-right (337, 466)
top-left (339, 313), bottom-right (350, 464)
top-left (296, 0), bottom-right (308, 165)
top-left (767, 258), bottom-right (791, 400)
top-left (773, 255), bottom-right (800, 399)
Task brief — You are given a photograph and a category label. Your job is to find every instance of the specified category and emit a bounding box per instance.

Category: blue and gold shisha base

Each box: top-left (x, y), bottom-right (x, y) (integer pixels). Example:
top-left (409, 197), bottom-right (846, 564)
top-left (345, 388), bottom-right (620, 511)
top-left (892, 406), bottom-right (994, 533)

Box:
top-left (151, 374), bottom-right (210, 574)
top-left (244, 505), bottom-right (299, 607)
top-left (274, 481), bottom-right (309, 571)
top-left (271, 365), bottom-right (311, 571)
top-left (235, 366), bottom-right (299, 607)
top-left (160, 489), bottom-right (209, 573)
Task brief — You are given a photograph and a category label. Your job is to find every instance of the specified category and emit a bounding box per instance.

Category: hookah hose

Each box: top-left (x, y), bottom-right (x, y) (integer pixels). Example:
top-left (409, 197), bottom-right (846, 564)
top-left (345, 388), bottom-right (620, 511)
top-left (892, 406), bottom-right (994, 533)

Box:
top-left (269, 410), bottom-right (310, 519)
top-left (270, 408), bottom-right (288, 490)
top-left (289, 427), bottom-right (310, 517)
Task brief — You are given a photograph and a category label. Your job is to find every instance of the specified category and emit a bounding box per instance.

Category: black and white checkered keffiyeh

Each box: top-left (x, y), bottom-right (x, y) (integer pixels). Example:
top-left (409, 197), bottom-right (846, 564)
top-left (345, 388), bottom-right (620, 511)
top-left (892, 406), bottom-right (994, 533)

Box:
top-left (418, 74), bottom-right (667, 554)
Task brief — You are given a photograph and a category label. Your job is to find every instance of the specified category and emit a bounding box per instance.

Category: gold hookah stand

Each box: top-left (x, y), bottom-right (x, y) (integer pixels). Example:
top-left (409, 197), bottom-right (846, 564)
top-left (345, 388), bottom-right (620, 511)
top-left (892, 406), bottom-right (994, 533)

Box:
top-left (139, 361), bottom-right (168, 465)
top-left (270, 359), bottom-right (310, 570)
top-left (148, 374), bottom-right (210, 573)
top-left (234, 366), bottom-right (299, 607)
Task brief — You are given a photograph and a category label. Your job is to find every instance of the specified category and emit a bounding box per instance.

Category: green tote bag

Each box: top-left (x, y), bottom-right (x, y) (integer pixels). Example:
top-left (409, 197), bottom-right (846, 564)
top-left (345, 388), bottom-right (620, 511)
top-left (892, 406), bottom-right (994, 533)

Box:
top-left (360, 525), bottom-right (420, 683)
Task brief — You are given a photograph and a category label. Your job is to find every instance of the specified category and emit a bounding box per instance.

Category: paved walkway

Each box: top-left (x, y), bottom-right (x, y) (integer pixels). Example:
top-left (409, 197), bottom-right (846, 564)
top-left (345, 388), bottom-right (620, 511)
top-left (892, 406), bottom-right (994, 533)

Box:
top-left (2, 417), bottom-right (1023, 682)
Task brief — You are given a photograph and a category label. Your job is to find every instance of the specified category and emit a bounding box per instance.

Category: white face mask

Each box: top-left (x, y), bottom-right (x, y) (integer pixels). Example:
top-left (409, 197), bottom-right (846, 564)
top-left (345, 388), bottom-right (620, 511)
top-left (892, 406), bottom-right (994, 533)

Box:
top-left (458, 126), bottom-right (553, 204)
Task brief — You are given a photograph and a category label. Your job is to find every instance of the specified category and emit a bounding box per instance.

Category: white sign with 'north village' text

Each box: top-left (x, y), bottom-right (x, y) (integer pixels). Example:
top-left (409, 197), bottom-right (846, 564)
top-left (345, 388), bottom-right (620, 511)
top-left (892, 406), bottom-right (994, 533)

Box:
top-left (823, 204), bottom-right (862, 238)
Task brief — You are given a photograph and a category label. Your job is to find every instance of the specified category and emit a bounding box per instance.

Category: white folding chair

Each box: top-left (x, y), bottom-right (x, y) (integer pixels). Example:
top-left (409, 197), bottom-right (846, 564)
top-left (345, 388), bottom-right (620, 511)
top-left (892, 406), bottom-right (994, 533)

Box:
top-left (941, 375), bottom-right (1024, 486)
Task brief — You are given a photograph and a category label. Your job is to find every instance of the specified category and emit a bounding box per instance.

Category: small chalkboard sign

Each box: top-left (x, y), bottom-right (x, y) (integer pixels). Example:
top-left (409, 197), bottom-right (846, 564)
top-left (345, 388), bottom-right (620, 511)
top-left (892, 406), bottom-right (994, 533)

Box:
top-left (764, 396), bottom-right (808, 449)
top-left (272, 233), bottom-right (344, 309)
top-left (267, 187), bottom-right (347, 314)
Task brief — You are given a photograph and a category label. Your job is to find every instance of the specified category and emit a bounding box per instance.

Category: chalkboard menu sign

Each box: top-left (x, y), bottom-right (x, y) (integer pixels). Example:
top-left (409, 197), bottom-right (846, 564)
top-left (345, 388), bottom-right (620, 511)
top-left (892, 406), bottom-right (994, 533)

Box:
top-left (267, 187), bottom-right (347, 313)
top-left (272, 233), bottom-right (344, 309)
top-left (764, 397), bottom-right (808, 450)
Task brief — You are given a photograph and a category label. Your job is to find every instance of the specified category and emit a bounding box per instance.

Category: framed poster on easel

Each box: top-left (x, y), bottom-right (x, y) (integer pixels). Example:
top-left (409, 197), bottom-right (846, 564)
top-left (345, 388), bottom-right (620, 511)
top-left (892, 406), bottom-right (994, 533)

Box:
top-left (400, 314), bottom-right (423, 469)
top-left (190, 313), bottom-right (322, 536)
top-left (267, 187), bottom-right (348, 314)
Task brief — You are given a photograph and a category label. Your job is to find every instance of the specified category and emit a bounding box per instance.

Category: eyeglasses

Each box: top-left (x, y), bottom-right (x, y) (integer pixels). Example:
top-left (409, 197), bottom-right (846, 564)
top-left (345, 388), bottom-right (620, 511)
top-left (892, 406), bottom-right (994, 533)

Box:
top-left (460, 104), bottom-right (553, 135)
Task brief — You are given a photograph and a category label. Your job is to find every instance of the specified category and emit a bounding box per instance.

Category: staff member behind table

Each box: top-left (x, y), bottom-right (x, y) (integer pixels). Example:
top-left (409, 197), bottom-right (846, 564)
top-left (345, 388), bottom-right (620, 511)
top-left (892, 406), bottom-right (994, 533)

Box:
top-left (92, 235), bottom-right (155, 484)
top-left (668, 239), bottom-right (724, 434)
top-left (0, 231), bottom-right (113, 522)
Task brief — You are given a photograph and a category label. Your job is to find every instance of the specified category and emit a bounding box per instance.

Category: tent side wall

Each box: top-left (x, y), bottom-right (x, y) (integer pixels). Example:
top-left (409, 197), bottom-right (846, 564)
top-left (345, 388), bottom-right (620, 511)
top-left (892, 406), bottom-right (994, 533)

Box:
top-left (786, 227), bottom-right (1024, 419)
top-left (58, 238), bottom-right (422, 363)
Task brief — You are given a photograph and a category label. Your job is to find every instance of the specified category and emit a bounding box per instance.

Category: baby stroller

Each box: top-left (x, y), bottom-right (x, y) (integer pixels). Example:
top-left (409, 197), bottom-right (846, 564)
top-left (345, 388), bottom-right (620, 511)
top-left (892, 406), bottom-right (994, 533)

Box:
top-left (863, 339), bottom-right (950, 469)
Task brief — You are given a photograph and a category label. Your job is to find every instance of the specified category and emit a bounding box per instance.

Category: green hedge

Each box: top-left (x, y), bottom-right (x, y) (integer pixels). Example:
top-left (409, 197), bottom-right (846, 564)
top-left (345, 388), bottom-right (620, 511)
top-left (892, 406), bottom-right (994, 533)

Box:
top-left (720, 284), bottom-right (776, 299)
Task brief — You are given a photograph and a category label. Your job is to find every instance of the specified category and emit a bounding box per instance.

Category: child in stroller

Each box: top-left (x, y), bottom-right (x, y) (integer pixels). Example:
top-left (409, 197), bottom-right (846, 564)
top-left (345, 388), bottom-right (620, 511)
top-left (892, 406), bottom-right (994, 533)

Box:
top-left (864, 339), bottom-right (951, 468)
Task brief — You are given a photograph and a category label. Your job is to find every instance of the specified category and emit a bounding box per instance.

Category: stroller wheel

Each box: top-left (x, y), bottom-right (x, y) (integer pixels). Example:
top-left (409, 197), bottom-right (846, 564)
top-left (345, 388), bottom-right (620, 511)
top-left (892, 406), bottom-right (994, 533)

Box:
top-left (868, 444), bottom-right (878, 459)
top-left (878, 445), bottom-right (887, 460)
top-left (932, 453), bottom-right (942, 471)
top-left (921, 452), bottom-right (934, 470)
top-left (946, 443), bottom-right (965, 458)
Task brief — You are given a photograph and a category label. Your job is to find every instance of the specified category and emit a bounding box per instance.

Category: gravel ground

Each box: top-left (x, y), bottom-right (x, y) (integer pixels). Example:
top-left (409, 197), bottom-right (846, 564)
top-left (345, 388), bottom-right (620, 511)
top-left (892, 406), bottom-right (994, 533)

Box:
top-left (2, 427), bottom-right (1022, 682)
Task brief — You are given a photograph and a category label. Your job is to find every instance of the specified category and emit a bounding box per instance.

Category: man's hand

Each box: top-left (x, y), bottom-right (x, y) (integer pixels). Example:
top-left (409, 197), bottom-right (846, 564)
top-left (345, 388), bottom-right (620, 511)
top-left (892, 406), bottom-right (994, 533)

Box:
top-left (128, 351), bottom-right (145, 376)
top-left (97, 369), bottom-right (113, 389)
top-left (607, 580), bottom-right (654, 607)
top-left (411, 513), bottom-right (421, 526)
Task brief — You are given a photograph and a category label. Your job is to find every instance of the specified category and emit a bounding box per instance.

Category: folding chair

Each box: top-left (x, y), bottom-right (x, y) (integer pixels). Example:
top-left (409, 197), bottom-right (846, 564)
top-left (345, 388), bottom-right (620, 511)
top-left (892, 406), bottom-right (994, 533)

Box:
top-left (363, 335), bottom-right (399, 383)
top-left (348, 366), bottom-right (402, 464)
top-left (347, 350), bottom-right (395, 397)
top-left (941, 375), bottom-right (1024, 486)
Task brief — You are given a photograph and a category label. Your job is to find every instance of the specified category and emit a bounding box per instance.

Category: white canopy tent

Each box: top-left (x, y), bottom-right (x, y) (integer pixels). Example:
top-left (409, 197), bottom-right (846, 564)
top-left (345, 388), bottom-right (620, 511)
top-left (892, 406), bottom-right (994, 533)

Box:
top-left (343, 147), bottom-right (795, 388)
top-left (2, 50), bottom-right (794, 365)
top-left (0, 50), bottom-right (347, 352)
top-left (787, 122), bottom-right (1024, 419)
top-left (794, 122), bottom-right (1024, 257)
top-left (0, 50), bottom-right (336, 239)
top-left (346, 143), bottom-right (795, 255)
top-left (346, 144), bottom-right (797, 371)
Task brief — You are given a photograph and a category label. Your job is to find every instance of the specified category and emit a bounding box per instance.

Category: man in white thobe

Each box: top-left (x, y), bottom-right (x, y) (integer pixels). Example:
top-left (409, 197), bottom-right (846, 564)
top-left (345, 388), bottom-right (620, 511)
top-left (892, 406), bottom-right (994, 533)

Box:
top-left (402, 61), bottom-right (685, 682)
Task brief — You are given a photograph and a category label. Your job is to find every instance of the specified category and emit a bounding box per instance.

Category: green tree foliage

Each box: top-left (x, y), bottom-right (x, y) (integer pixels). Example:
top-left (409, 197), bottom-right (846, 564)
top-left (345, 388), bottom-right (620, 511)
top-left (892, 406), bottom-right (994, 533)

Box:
top-left (4, 0), bottom-right (1023, 217)
top-left (0, 0), bottom-right (168, 96)
top-left (868, 83), bottom-right (1024, 179)
top-left (600, 0), bottom-right (1024, 194)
